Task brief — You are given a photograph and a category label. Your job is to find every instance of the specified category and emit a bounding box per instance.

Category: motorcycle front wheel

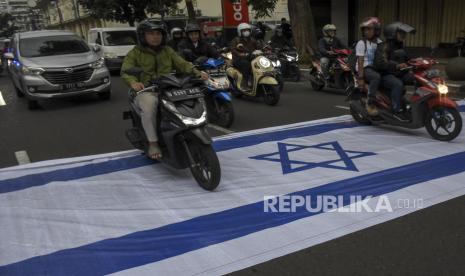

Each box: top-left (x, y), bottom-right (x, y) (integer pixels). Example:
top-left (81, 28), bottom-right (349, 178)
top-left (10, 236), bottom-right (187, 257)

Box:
top-left (211, 100), bottom-right (235, 128)
top-left (262, 84), bottom-right (280, 106)
top-left (188, 141), bottom-right (221, 191)
top-left (425, 106), bottom-right (462, 141)
top-left (309, 70), bottom-right (324, 91)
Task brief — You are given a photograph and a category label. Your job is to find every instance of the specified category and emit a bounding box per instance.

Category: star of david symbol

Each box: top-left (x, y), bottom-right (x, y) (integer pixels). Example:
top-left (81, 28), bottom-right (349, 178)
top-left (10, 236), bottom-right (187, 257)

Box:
top-left (250, 141), bottom-right (376, 174)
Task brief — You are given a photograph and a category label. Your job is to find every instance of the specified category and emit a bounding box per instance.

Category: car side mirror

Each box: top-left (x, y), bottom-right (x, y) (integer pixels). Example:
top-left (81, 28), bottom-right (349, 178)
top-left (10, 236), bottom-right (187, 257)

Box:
top-left (93, 45), bottom-right (101, 52)
top-left (123, 67), bottom-right (143, 77)
top-left (3, 52), bottom-right (14, 59)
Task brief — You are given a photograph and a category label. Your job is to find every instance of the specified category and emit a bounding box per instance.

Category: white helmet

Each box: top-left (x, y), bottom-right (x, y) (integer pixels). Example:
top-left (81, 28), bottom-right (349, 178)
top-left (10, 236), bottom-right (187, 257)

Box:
top-left (237, 23), bottom-right (251, 37)
top-left (322, 24), bottom-right (337, 36)
top-left (170, 27), bottom-right (182, 37)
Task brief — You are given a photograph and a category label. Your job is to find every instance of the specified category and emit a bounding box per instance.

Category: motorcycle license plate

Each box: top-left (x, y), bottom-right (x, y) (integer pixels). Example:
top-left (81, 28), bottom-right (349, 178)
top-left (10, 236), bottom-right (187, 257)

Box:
top-left (165, 87), bottom-right (203, 101)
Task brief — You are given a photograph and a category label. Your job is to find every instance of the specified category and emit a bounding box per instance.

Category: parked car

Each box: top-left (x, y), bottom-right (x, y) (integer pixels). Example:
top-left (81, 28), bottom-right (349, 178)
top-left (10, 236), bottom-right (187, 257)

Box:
top-left (4, 30), bottom-right (111, 109)
top-left (87, 27), bottom-right (137, 71)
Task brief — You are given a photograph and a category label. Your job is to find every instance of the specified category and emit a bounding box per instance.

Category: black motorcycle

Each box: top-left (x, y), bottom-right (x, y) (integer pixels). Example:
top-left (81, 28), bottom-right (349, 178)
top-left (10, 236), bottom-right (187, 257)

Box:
top-left (123, 68), bottom-right (221, 191)
top-left (275, 47), bottom-right (300, 82)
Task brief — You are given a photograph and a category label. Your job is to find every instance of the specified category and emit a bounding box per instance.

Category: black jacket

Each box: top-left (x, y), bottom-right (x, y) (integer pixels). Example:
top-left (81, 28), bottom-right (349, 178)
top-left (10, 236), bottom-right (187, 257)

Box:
top-left (373, 40), bottom-right (409, 74)
top-left (270, 34), bottom-right (293, 49)
top-left (318, 37), bottom-right (346, 57)
top-left (230, 36), bottom-right (262, 59)
top-left (177, 38), bottom-right (219, 62)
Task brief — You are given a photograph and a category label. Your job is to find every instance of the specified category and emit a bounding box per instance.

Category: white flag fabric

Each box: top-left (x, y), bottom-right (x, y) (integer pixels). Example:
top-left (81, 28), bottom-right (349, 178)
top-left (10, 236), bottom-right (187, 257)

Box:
top-left (1, 103), bottom-right (465, 276)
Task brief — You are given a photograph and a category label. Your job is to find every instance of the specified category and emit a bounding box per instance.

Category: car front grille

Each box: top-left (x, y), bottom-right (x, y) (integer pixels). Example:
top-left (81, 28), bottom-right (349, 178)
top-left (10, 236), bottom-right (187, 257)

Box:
top-left (42, 66), bottom-right (94, 84)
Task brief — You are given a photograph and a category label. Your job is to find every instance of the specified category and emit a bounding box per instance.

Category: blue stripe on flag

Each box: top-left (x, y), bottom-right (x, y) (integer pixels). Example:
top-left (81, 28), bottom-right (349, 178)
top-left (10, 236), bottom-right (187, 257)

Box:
top-left (0, 121), bottom-right (357, 194)
top-left (459, 105), bottom-right (465, 112)
top-left (2, 150), bottom-right (465, 275)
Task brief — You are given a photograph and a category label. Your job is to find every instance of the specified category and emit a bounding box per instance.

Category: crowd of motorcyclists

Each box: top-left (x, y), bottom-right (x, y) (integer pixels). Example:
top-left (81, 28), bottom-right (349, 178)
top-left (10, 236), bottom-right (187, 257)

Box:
top-left (121, 16), bottom-right (423, 160)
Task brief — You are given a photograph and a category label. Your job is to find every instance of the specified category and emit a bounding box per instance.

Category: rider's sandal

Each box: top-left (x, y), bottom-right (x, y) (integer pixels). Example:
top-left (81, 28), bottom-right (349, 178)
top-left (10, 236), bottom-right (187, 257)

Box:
top-left (147, 144), bottom-right (163, 160)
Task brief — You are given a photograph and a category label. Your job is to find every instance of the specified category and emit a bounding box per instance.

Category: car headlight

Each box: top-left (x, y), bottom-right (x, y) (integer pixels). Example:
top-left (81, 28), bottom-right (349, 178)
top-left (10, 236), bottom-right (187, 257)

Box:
top-left (103, 52), bottom-right (119, 59)
top-left (21, 66), bottom-right (45, 75)
top-left (259, 57), bottom-right (271, 68)
top-left (90, 58), bottom-right (105, 69)
top-left (162, 99), bottom-right (207, 126)
top-left (437, 84), bottom-right (448, 95)
top-left (272, 60), bottom-right (281, 67)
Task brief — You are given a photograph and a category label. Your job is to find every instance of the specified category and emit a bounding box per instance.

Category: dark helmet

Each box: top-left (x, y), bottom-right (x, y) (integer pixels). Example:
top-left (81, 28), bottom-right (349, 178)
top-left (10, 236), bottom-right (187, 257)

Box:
top-left (384, 22), bottom-right (416, 40)
top-left (360, 17), bottom-right (381, 36)
top-left (185, 23), bottom-right (201, 34)
top-left (137, 20), bottom-right (167, 46)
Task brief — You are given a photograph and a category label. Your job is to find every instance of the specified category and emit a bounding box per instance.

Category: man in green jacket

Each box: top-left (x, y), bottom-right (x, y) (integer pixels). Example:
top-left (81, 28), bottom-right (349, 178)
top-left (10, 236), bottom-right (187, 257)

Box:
top-left (121, 20), bottom-right (208, 159)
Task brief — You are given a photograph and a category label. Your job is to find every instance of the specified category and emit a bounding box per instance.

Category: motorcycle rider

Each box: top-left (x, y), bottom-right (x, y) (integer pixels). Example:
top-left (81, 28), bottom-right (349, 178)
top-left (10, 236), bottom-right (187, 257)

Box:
top-left (213, 28), bottom-right (228, 48)
top-left (230, 22), bottom-right (262, 89)
top-left (355, 17), bottom-right (383, 116)
top-left (318, 24), bottom-right (346, 79)
top-left (270, 26), bottom-right (293, 49)
top-left (167, 27), bottom-right (184, 50)
top-left (374, 22), bottom-right (416, 117)
top-left (121, 20), bottom-right (209, 160)
top-left (177, 22), bottom-right (219, 62)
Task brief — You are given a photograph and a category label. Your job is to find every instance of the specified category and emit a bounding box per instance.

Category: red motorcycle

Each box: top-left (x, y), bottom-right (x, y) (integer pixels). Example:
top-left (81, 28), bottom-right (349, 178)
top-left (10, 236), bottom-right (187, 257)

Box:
top-left (309, 48), bottom-right (354, 94)
top-left (349, 57), bottom-right (462, 141)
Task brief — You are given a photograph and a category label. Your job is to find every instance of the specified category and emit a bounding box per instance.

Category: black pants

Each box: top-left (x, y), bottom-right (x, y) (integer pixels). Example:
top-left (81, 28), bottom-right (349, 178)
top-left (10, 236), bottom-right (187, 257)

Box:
top-left (233, 56), bottom-right (251, 83)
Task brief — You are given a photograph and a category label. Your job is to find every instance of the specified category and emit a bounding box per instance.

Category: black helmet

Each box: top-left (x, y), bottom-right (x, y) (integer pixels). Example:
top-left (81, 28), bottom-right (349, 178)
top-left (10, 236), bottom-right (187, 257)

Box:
top-left (137, 20), bottom-right (167, 46)
top-left (185, 23), bottom-right (201, 34)
top-left (384, 22), bottom-right (416, 40)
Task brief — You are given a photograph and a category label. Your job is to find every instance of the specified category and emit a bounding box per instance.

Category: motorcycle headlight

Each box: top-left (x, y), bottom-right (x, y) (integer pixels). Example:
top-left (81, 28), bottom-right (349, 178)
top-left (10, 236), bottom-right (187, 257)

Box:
top-left (272, 60), bottom-right (281, 67)
top-left (437, 84), bottom-right (449, 95)
top-left (259, 57), bottom-right (271, 68)
top-left (285, 54), bottom-right (295, 62)
top-left (90, 57), bottom-right (105, 69)
top-left (206, 77), bottom-right (230, 90)
top-left (103, 52), bottom-right (119, 59)
top-left (21, 66), bottom-right (45, 75)
top-left (162, 99), bottom-right (207, 126)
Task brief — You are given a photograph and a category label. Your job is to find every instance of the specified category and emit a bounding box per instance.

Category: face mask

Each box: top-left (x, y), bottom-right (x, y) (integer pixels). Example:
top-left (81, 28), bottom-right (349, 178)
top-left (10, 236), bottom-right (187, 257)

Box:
top-left (242, 30), bottom-right (250, 37)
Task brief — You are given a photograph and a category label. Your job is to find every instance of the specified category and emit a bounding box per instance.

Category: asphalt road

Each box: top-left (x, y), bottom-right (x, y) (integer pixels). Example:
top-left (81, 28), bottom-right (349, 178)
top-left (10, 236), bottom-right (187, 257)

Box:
top-left (0, 72), bottom-right (464, 275)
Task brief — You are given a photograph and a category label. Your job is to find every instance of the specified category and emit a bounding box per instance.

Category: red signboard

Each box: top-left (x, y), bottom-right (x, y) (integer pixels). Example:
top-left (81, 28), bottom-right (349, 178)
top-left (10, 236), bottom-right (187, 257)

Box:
top-left (222, 0), bottom-right (249, 28)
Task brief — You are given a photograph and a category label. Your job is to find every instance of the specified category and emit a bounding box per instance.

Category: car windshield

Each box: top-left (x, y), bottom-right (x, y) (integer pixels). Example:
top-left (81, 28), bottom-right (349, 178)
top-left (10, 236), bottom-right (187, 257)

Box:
top-left (19, 35), bottom-right (90, 57)
top-left (102, 31), bottom-right (137, 46)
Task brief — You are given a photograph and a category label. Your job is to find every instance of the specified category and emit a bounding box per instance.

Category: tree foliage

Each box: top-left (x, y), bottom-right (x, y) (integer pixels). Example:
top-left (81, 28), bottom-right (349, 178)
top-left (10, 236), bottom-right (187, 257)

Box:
top-left (248, 0), bottom-right (278, 19)
top-left (78, 0), bottom-right (181, 26)
top-left (0, 13), bottom-right (18, 37)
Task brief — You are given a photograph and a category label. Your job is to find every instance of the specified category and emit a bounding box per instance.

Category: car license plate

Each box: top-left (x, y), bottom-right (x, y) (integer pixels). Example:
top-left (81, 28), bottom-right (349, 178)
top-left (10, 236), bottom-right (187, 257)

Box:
top-left (61, 82), bottom-right (85, 90)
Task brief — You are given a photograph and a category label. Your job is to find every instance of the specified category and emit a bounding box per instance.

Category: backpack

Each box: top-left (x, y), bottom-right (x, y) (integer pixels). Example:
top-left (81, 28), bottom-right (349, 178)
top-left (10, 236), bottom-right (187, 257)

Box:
top-left (347, 40), bottom-right (367, 73)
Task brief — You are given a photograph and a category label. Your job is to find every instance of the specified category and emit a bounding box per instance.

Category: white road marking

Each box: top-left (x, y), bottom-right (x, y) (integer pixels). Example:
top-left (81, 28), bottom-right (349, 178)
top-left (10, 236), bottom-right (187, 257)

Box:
top-left (0, 91), bottom-right (6, 106)
top-left (15, 151), bottom-right (31, 165)
top-left (208, 124), bottom-right (235, 135)
top-left (334, 105), bottom-right (350, 110)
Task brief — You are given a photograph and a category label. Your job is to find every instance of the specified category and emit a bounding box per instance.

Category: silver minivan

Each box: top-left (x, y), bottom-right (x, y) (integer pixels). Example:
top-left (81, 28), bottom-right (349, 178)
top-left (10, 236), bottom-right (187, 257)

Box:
top-left (5, 30), bottom-right (111, 109)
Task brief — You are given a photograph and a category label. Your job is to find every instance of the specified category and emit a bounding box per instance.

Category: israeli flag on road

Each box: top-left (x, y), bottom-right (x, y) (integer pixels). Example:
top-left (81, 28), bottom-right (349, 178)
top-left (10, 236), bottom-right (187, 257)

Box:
top-left (1, 103), bottom-right (465, 275)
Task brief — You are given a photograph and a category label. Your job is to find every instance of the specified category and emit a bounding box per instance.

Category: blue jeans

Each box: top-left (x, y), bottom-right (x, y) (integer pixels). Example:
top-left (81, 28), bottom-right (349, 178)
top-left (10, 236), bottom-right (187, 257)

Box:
top-left (381, 74), bottom-right (404, 112)
top-left (363, 67), bottom-right (381, 102)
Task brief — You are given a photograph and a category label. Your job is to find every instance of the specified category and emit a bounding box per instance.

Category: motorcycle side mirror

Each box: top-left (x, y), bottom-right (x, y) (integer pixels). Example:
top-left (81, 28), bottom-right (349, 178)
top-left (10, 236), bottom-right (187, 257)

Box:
top-left (93, 45), bottom-right (101, 52)
top-left (123, 67), bottom-right (143, 76)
